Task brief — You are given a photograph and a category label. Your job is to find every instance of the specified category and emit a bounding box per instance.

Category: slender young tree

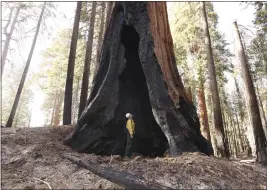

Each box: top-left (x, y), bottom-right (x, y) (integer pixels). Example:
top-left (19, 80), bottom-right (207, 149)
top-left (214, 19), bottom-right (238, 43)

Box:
top-left (53, 91), bottom-right (64, 126)
top-left (96, 2), bottom-right (106, 63)
top-left (63, 2), bottom-right (82, 125)
top-left (2, 4), bottom-right (22, 76)
top-left (50, 90), bottom-right (58, 126)
top-left (202, 2), bottom-right (229, 157)
top-left (78, 2), bottom-right (97, 118)
top-left (6, 2), bottom-right (46, 127)
top-left (233, 21), bottom-right (267, 162)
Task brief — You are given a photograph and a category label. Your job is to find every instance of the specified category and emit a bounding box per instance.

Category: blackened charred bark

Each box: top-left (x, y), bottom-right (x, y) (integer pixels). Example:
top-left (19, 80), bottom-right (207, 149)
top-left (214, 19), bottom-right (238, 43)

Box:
top-left (65, 2), bottom-right (213, 157)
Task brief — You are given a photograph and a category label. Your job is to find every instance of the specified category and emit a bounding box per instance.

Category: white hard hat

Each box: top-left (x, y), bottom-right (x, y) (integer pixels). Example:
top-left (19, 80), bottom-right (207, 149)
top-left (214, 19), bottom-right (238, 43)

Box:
top-left (125, 113), bottom-right (132, 118)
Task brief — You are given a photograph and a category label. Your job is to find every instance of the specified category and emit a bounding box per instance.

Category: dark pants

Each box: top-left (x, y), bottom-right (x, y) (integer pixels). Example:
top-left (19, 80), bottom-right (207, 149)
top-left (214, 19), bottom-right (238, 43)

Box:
top-left (125, 132), bottom-right (133, 158)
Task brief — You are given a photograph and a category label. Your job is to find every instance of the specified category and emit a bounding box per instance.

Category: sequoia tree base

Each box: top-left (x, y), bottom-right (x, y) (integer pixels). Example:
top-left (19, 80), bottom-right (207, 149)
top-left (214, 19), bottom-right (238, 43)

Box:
top-left (64, 2), bottom-right (213, 157)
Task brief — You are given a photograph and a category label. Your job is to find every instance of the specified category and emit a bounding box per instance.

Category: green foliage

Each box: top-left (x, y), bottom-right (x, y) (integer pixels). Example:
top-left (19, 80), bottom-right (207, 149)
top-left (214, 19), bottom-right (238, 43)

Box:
top-left (2, 65), bottom-right (34, 127)
top-left (168, 2), bottom-right (232, 90)
top-left (34, 28), bottom-right (86, 125)
top-left (253, 2), bottom-right (267, 32)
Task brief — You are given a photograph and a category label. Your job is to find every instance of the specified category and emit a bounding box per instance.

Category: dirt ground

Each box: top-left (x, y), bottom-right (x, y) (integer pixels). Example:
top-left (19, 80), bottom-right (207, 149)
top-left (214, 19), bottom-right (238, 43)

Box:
top-left (1, 126), bottom-right (267, 189)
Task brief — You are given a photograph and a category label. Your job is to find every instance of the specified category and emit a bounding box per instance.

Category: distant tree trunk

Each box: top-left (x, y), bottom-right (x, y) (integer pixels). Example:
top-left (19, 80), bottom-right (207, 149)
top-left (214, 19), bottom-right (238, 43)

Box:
top-left (63, 2), bottom-right (82, 125)
top-left (27, 107), bottom-right (33, 127)
top-left (72, 77), bottom-right (80, 124)
top-left (254, 75), bottom-right (267, 139)
top-left (50, 90), bottom-right (58, 126)
top-left (233, 21), bottom-right (267, 163)
top-left (1, 5), bottom-right (21, 77)
top-left (197, 86), bottom-right (211, 142)
top-left (228, 105), bottom-right (238, 157)
top-left (6, 3), bottom-right (46, 128)
top-left (14, 99), bottom-right (23, 128)
top-left (231, 64), bottom-right (246, 152)
top-left (186, 86), bottom-right (193, 104)
top-left (78, 2), bottom-right (97, 118)
top-left (53, 90), bottom-right (64, 126)
top-left (96, 2), bottom-right (106, 63)
top-left (234, 112), bottom-right (245, 152)
top-left (202, 2), bottom-right (229, 157)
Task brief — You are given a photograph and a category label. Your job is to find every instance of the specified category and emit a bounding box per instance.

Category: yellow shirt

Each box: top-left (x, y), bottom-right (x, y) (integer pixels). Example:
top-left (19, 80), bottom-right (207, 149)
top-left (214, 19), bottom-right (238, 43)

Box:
top-left (126, 119), bottom-right (135, 138)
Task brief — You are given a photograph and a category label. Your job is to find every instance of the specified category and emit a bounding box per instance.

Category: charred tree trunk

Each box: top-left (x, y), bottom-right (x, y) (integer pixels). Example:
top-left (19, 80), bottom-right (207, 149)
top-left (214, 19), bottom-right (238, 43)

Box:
top-left (78, 2), bottom-right (97, 118)
top-left (6, 3), bottom-right (46, 128)
top-left (65, 2), bottom-right (213, 157)
top-left (2, 5), bottom-right (21, 77)
top-left (233, 21), bottom-right (267, 163)
top-left (202, 2), bottom-right (229, 158)
top-left (63, 2), bottom-right (82, 125)
top-left (197, 86), bottom-right (211, 142)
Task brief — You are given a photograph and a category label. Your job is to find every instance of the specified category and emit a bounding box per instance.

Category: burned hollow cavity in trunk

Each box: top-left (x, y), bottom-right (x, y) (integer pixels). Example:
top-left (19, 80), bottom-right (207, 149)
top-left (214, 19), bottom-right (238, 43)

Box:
top-left (115, 24), bottom-right (169, 156)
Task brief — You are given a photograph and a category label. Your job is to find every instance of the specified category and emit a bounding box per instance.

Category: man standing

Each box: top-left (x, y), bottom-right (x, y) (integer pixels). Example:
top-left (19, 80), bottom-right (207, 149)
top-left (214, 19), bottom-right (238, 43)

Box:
top-left (125, 113), bottom-right (135, 158)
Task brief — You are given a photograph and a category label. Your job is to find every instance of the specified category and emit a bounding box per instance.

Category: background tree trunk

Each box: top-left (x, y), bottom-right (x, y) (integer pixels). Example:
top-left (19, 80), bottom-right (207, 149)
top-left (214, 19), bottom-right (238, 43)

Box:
top-left (94, 2), bottom-right (106, 79)
top-left (1, 5), bottom-right (21, 77)
top-left (72, 77), bottom-right (80, 124)
top-left (253, 76), bottom-right (267, 139)
top-left (233, 21), bottom-right (267, 163)
top-left (50, 90), bottom-right (58, 126)
top-left (78, 2), bottom-right (97, 118)
top-left (96, 2), bottom-right (106, 63)
top-left (6, 2), bottom-right (46, 128)
top-left (53, 90), bottom-right (64, 126)
top-left (63, 2), bottom-right (82, 125)
top-left (202, 2), bottom-right (229, 158)
top-left (197, 86), bottom-right (211, 142)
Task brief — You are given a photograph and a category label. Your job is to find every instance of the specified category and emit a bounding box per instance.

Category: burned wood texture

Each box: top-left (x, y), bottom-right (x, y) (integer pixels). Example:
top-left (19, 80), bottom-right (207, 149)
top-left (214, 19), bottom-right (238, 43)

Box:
top-left (65, 2), bottom-right (213, 157)
top-left (63, 154), bottom-right (171, 189)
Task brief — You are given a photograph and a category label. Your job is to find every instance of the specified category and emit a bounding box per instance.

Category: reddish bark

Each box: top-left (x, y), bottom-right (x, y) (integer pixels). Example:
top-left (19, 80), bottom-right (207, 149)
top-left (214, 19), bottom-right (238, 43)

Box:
top-left (147, 2), bottom-right (188, 106)
top-left (197, 88), bottom-right (211, 142)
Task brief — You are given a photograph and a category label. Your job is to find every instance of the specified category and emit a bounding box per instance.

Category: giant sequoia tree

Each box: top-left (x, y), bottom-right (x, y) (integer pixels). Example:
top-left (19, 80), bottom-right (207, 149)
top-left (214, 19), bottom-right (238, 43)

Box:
top-left (65, 2), bottom-right (213, 157)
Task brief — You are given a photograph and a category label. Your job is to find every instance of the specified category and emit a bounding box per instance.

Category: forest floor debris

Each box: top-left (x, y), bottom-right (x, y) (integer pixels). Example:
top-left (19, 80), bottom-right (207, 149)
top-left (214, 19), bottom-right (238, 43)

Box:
top-left (1, 126), bottom-right (267, 189)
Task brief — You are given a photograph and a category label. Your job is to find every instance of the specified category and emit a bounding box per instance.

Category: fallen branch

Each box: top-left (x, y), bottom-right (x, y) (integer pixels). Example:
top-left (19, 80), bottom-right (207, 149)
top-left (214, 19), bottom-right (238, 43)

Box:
top-left (33, 177), bottom-right (52, 190)
top-left (62, 153), bottom-right (172, 189)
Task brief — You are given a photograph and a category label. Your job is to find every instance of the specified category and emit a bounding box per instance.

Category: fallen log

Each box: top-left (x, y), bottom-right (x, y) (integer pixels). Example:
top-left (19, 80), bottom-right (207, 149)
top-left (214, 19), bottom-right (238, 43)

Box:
top-left (62, 154), bottom-right (172, 189)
